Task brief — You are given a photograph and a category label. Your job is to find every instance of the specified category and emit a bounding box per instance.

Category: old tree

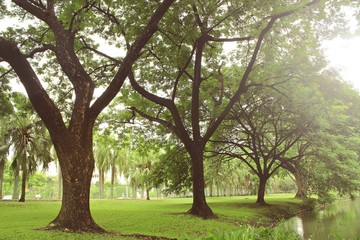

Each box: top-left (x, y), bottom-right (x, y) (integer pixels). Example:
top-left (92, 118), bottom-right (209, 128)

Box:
top-left (125, 0), bottom-right (347, 218)
top-left (0, 0), bottom-right (174, 232)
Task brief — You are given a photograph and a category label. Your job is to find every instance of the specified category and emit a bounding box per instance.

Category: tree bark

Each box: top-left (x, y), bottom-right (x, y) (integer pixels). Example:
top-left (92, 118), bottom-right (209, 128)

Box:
top-left (46, 130), bottom-right (104, 232)
top-left (294, 167), bottom-right (308, 199)
top-left (256, 176), bottom-right (268, 205)
top-left (187, 149), bottom-right (215, 219)
top-left (19, 155), bottom-right (28, 202)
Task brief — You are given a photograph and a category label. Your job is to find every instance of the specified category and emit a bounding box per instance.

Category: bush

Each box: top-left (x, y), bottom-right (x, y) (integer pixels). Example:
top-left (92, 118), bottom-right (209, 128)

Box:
top-left (301, 198), bottom-right (318, 210)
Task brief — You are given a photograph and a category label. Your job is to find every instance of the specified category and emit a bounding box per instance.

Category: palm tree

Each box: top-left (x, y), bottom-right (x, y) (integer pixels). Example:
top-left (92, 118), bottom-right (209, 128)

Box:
top-left (94, 133), bottom-right (126, 199)
top-left (10, 115), bottom-right (52, 202)
top-left (126, 151), bottom-right (155, 200)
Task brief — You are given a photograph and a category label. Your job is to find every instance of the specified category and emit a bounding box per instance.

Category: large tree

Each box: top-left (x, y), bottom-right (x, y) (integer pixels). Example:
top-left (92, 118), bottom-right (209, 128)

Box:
top-left (0, 0), bottom-right (174, 232)
top-left (127, 0), bottom-right (330, 218)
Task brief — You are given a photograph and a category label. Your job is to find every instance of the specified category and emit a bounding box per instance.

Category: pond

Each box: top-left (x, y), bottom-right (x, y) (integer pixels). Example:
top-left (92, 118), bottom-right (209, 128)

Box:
top-left (281, 198), bottom-right (360, 240)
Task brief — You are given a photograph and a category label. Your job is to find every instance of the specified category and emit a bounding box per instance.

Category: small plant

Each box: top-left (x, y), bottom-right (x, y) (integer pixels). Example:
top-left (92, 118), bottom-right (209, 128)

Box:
top-left (179, 225), bottom-right (301, 240)
top-left (301, 198), bottom-right (318, 210)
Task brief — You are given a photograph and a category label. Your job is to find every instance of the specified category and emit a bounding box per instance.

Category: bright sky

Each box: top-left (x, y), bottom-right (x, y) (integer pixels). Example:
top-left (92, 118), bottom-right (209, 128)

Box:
top-left (323, 37), bottom-right (360, 92)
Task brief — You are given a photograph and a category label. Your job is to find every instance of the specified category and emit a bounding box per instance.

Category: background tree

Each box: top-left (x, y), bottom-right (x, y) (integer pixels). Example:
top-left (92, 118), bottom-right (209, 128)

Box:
top-left (0, 0), bottom-right (174, 232)
top-left (0, 76), bottom-right (13, 199)
top-left (212, 81), bottom-right (320, 205)
top-left (4, 93), bottom-right (53, 202)
top-left (301, 76), bottom-right (360, 202)
top-left (150, 143), bottom-right (192, 196)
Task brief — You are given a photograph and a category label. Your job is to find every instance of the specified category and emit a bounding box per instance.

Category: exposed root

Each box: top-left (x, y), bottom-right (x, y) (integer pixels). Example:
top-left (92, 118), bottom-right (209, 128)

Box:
top-left (187, 207), bottom-right (218, 219)
top-left (41, 221), bottom-right (107, 233)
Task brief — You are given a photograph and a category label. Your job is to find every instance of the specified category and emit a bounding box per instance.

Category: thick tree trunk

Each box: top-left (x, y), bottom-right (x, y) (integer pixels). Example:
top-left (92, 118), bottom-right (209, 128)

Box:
top-left (187, 151), bottom-right (215, 219)
top-left (19, 155), bottom-right (27, 202)
top-left (0, 160), bottom-right (4, 199)
top-left (12, 167), bottom-right (19, 200)
top-left (46, 132), bottom-right (105, 233)
top-left (294, 167), bottom-right (308, 199)
top-left (256, 176), bottom-right (268, 205)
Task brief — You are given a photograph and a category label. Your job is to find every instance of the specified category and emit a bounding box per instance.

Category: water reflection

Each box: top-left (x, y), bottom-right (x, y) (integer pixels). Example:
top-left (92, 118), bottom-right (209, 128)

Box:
top-left (281, 198), bottom-right (360, 240)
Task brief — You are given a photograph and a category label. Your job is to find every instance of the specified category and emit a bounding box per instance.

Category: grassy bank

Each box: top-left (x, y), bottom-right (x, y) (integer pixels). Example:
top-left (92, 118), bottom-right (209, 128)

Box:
top-left (0, 194), bottom-right (302, 239)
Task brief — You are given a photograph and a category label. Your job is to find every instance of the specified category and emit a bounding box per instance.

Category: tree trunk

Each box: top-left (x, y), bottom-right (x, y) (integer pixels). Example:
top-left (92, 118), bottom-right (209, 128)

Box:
top-left (256, 176), bottom-right (268, 205)
top-left (46, 132), bottom-right (105, 233)
top-left (294, 167), bottom-right (308, 199)
top-left (12, 166), bottom-right (19, 200)
top-left (187, 150), bottom-right (215, 219)
top-left (19, 155), bottom-right (28, 202)
top-left (0, 160), bottom-right (4, 199)
top-left (132, 185), bottom-right (137, 198)
top-left (110, 164), bottom-right (115, 199)
top-left (146, 188), bottom-right (150, 200)
top-left (99, 169), bottom-right (104, 199)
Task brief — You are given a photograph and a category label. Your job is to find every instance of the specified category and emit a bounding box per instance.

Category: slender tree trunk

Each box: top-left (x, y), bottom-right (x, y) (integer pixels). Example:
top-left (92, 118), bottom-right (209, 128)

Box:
top-left (209, 180), bottom-right (213, 197)
top-left (256, 176), bottom-right (268, 205)
top-left (19, 155), bottom-right (28, 202)
top-left (140, 186), bottom-right (145, 198)
top-left (46, 129), bottom-right (104, 232)
top-left (146, 188), bottom-right (150, 200)
top-left (0, 160), bottom-right (4, 199)
top-left (99, 169), bottom-right (105, 199)
top-left (110, 164), bottom-right (115, 199)
top-left (132, 185), bottom-right (137, 198)
top-left (187, 150), bottom-right (215, 219)
top-left (12, 166), bottom-right (19, 200)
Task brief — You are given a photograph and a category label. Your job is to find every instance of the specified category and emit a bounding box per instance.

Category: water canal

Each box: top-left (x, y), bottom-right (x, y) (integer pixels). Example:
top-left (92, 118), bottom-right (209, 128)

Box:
top-left (281, 198), bottom-right (360, 240)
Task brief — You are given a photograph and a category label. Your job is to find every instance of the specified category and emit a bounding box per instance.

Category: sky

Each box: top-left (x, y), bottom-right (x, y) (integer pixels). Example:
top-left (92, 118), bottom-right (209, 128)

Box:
top-left (323, 36), bottom-right (360, 92)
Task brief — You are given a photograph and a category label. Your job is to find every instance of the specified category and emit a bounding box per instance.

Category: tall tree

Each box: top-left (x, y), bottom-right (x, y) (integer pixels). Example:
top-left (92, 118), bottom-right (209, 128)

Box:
top-left (127, 0), bottom-right (329, 217)
top-left (0, 0), bottom-right (174, 232)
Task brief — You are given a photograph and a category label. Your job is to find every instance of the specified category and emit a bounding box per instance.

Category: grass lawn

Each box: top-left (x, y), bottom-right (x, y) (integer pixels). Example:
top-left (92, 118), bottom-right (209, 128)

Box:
top-left (0, 194), bottom-right (302, 240)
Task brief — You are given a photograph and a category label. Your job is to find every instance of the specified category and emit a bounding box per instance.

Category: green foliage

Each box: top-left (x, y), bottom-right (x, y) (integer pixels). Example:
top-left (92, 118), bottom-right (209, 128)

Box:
top-left (300, 198), bottom-right (318, 210)
top-left (150, 144), bottom-right (192, 195)
top-left (180, 225), bottom-right (301, 240)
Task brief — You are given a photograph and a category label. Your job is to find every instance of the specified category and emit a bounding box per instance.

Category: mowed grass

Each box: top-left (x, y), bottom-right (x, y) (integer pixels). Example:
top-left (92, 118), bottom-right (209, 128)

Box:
top-left (0, 194), bottom-right (301, 239)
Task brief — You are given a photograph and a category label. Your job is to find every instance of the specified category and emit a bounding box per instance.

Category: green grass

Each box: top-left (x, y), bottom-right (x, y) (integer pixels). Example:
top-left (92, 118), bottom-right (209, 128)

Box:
top-left (0, 194), bottom-right (302, 240)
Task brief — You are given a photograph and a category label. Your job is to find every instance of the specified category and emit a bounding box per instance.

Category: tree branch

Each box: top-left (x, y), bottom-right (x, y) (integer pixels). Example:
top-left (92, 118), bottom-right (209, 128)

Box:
top-left (89, 0), bottom-right (176, 118)
top-left (130, 107), bottom-right (177, 134)
top-left (0, 37), bottom-right (66, 135)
